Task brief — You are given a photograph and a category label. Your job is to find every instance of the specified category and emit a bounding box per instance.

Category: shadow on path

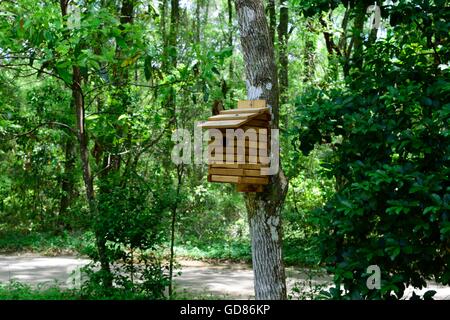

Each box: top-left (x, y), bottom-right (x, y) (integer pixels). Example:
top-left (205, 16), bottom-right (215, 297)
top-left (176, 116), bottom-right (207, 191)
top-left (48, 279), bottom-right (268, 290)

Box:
top-left (0, 254), bottom-right (449, 300)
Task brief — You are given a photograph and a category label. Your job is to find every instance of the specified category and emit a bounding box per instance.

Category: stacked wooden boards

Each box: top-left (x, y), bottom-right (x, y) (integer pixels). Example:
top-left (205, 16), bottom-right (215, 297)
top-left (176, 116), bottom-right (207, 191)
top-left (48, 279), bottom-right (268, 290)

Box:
top-left (198, 100), bottom-right (271, 193)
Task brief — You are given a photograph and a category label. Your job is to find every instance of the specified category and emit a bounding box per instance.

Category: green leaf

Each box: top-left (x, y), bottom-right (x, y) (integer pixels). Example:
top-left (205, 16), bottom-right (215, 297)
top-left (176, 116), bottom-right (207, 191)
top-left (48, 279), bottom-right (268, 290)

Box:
top-left (55, 63), bottom-right (72, 84)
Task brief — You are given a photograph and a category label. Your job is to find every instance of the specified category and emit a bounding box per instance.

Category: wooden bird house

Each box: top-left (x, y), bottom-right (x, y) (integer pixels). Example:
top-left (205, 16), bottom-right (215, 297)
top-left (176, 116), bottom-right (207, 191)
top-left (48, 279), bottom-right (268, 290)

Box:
top-left (198, 100), bottom-right (271, 193)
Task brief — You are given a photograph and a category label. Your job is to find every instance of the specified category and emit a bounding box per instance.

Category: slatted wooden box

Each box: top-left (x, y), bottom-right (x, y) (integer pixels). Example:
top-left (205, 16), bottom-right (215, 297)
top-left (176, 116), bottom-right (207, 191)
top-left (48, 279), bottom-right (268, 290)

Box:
top-left (198, 100), bottom-right (270, 192)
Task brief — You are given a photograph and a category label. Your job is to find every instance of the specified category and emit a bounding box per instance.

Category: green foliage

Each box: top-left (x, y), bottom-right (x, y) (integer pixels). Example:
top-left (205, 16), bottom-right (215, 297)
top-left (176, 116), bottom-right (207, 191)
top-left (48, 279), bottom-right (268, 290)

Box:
top-left (174, 242), bottom-right (251, 262)
top-left (2, 0), bottom-right (449, 301)
top-left (81, 172), bottom-right (174, 299)
top-left (0, 281), bottom-right (156, 300)
top-left (294, 0), bottom-right (450, 299)
top-left (288, 269), bottom-right (330, 300)
top-left (0, 282), bottom-right (80, 300)
top-left (282, 147), bottom-right (336, 266)
top-left (0, 230), bottom-right (93, 255)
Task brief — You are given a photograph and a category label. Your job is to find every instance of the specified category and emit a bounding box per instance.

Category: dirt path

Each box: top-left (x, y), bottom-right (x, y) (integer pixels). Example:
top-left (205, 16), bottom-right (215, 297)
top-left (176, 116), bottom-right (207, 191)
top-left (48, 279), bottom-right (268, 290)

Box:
top-left (1, 254), bottom-right (449, 300)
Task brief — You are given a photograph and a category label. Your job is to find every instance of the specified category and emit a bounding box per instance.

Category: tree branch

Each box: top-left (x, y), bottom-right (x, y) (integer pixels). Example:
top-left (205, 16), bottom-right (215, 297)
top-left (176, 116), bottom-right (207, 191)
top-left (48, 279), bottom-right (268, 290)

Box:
top-left (2, 121), bottom-right (77, 140)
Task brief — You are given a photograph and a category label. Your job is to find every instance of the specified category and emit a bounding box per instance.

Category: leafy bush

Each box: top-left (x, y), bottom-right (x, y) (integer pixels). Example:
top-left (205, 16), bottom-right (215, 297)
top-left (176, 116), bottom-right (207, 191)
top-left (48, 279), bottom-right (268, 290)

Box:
top-left (83, 173), bottom-right (173, 299)
top-left (0, 281), bottom-right (155, 300)
top-left (294, 1), bottom-right (450, 299)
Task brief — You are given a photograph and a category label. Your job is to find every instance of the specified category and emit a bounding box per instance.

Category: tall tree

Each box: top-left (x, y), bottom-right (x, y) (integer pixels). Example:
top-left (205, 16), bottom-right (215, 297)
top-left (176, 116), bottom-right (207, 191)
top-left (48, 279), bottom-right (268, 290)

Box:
top-left (60, 0), bottom-right (111, 286)
top-left (166, 0), bottom-right (181, 298)
top-left (228, 0), bottom-right (234, 97)
top-left (234, 0), bottom-right (288, 300)
top-left (266, 0), bottom-right (276, 44)
top-left (277, 0), bottom-right (288, 105)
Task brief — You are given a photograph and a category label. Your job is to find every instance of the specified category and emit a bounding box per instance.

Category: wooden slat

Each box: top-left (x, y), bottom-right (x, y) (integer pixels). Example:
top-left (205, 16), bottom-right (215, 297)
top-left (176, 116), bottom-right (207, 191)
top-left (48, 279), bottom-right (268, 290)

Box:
top-left (208, 156), bottom-right (269, 165)
top-left (250, 100), bottom-right (267, 109)
top-left (223, 151), bottom-right (265, 158)
top-left (243, 169), bottom-right (263, 177)
top-left (223, 155), bottom-right (268, 163)
top-left (210, 163), bottom-right (267, 170)
top-left (209, 175), bottom-right (268, 185)
top-left (207, 113), bottom-right (256, 121)
top-left (209, 168), bottom-right (244, 176)
top-left (208, 155), bottom-right (270, 164)
top-left (208, 143), bottom-right (266, 152)
top-left (209, 140), bottom-right (266, 150)
top-left (210, 129), bottom-right (269, 142)
top-left (241, 176), bottom-right (269, 185)
top-left (200, 114), bottom-right (268, 129)
top-left (209, 168), bottom-right (263, 177)
top-left (224, 146), bottom-right (265, 153)
top-left (220, 107), bottom-right (269, 114)
top-left (238, 100), bottom-right (267, 109)
top-left (209, 175), bottom-right (240, 183)
top-left (240, 127), bottom-right (269, 141)
top-left (198, 119), bottom-right (248, 129)
top-left (208, 146), bottom-right (266, 155)
top-left (237, 100), bottom-right (252, 109)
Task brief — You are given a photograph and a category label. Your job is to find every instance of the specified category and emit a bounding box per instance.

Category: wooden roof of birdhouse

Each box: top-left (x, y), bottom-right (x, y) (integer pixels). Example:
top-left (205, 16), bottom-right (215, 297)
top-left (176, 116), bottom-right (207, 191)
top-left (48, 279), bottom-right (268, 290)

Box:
top-left (197, 100), bottom-right (270, 129)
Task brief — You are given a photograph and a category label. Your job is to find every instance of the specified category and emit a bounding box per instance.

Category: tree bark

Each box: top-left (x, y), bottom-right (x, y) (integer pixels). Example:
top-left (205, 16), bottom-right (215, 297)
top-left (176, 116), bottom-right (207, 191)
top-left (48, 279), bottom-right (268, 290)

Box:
top-left (166, 0), bottom-right (181, 299)
top-left (72, 66), bottom-right (113, 284)
top-left (167, 0), bottom-right (179, 67)
top-left (228, 0), bottom-right (234, 98)
top-left (266, 0), bottom-right (276, 45)
top-left (168, 164), bottom-right (184, 297)
top-left (277, 0), bottom-right (288, 105)
top-left (59, 135), bottom-right (76, 222)
top-left (352, 2), bottom-right (367, 72)
top-left (235, 0), bottom-right (288, 300)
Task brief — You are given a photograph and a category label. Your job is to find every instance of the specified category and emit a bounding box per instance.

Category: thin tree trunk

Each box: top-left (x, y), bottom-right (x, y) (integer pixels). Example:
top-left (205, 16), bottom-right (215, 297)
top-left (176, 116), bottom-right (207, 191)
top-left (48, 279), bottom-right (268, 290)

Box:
top-left (72, 66), bottom-right (112, 282)
top-left (58, 136), bottom-right (76, 225)
top-left (166, 0), bottom-right (181, 298)
top-left (278, 0), bottom-right (288, 105)
top-left (194, 0), bottom-right (201, 44)
top-left (168, 164), bottom-right (184, 298)
top-left (167, 0), bottom-right (179, 67)
top-left (352, 3), bottom-right (366, 71)
top-left (160, 0), bottom-right (167, 50)
top-left (227, 0), bottom-right (234, 101)
top-left (266, 0), bottom-right (276, 45)
top-left (235, 0), bottom-right (288, 300)
top-left (303, 20), bottom-right (316, 82)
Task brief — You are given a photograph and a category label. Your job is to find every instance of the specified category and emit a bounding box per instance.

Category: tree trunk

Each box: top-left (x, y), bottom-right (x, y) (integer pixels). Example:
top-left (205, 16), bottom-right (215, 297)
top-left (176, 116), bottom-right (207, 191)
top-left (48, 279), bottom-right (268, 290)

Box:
top-left (303, 20), bottom-right (316, 82)
top-left (73, 66), bottom-right (112, 284)
top-left (352, 3), bottom-right (367, 72)
top-left (277, 0), bottom-right (288, 105)
top-left (160, 0), bottom-right (167, 50)
top-left (266, 0), bottom-right (276, 45)
top-left (168, 164), bottom-right (184, 298)
top-left (166, 0), bottom-right (181, 298)
top-left (235, 0), bottom-right (288, 300)
top-left (167, 0), bottom-right (179, 68)
top-left (59, 135), bottom-right (76, 224)
top-left (228, 0), bottom-right (234, 99)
